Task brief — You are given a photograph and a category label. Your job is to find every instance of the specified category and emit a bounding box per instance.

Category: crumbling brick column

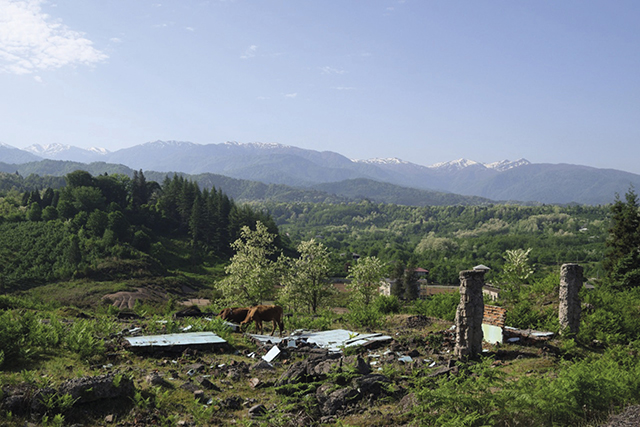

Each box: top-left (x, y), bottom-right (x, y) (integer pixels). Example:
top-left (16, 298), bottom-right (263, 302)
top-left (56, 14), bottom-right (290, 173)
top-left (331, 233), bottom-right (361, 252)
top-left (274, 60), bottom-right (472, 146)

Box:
top-left (559, 263), bottom-right (583, 336)
top-left (455, 269), bottom-right (485, 359)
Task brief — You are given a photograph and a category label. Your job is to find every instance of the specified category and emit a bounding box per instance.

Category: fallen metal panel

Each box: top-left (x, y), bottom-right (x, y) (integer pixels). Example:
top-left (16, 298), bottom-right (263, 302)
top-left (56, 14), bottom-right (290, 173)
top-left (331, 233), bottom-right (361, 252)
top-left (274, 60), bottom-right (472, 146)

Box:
top-left (249, 329), bottom-right (392, 352)
top-left (262, 345), bottom-right (281, 362)
top-left (482, 324), bottom-right (503, 344)
top-left (125, 331), bottom-right (227, 348)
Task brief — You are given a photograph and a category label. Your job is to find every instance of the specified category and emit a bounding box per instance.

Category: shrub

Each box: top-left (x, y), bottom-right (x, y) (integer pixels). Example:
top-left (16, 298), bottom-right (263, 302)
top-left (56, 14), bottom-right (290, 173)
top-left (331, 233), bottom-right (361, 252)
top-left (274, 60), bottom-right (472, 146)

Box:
top-left (412, 292), bottom-right (459, 321)
top-left (346, 304), bottom-right (382, 329)
top-left (373, 295), bottom-right (401, 314)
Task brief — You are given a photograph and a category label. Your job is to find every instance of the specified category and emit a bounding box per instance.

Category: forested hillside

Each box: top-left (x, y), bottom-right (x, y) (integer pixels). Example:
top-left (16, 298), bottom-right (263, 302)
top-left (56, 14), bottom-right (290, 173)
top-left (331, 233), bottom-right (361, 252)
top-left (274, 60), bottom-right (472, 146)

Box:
top-left (0, 170), bottom-right (282, 292)
top-left (261, 201), bottom-right (609, 284)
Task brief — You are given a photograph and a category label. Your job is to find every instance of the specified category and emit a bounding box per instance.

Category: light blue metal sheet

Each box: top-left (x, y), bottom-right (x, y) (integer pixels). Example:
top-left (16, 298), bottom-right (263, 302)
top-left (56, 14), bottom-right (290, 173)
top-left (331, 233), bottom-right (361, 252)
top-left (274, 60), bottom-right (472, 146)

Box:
top-left (250, 329), bottom-right (392, 352)
top-left (125, 331), bottom-right (226, 347)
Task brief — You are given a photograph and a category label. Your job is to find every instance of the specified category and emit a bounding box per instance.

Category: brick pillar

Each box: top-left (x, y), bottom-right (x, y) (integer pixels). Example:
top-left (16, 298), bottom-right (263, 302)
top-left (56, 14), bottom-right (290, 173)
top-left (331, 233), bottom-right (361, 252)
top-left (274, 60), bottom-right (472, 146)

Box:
top-left (455, 269), bottom-right (485, 359)
top-left (559, 263), bottom-right (583, 336)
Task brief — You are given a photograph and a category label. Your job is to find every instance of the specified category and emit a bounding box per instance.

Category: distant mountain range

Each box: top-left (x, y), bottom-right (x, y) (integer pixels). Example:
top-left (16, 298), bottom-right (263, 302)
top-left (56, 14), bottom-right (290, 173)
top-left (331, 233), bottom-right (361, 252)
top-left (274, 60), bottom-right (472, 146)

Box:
top-left (2, 140), bottom-right (639, 205)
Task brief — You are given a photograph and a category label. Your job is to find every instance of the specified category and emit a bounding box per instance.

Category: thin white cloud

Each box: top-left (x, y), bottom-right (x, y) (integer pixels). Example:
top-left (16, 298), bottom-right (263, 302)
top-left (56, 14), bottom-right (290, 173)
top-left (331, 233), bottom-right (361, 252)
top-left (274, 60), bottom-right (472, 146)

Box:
top-left (0, 0), bottom-right (108, 75)
top-left (110, 37), bottom-right (122, 43)
top-left (322, 66), bottom-right (345, 75)
top-left (334, 86), bottom-right (356, 91)
top-left (33, 75), bottom-right (42, 83)
top-left (241, 44), bottom-right (258, 59)
top-left (185, 26), bottom-right (195, 32)
top-left (284, 93), bottom-right (297, 98)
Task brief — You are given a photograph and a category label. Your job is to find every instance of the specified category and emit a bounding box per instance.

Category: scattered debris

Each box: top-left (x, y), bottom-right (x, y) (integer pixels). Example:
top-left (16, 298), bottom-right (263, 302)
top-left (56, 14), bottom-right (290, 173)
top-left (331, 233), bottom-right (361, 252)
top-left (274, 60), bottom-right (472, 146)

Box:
top-left (504, 326), bottom-right (554, 343)
top-left (262, 345), bottom-right (281, 363)
top-left (249, 329), bottom-right (392, 353)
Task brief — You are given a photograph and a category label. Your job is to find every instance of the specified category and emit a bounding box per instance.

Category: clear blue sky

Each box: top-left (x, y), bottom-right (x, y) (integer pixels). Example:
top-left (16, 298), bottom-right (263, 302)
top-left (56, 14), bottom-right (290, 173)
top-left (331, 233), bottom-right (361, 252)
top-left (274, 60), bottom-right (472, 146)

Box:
top-left (1, 1), bottom-right (639, 173)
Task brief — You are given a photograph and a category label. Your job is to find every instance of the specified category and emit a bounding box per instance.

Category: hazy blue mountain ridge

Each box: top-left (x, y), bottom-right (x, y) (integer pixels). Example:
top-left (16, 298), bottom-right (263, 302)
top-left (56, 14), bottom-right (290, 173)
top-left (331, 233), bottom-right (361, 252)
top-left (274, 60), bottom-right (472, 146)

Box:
top-left (2, 140), bottom-right (640, 204)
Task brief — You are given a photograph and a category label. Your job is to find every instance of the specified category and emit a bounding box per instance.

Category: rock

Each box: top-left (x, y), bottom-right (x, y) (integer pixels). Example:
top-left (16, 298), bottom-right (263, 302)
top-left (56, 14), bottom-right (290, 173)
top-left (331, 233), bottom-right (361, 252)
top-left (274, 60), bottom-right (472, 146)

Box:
top-left (219, 396), bottom-right (243, 410)
top-left (248, 378), bottom-right (261, 389)
top-left (180, 381), bottom-right (199, 393)
top-left (354, 374), bottom-right (391, 401)
top-left (59, 373), bottom-right (135, 403)
top-left (310, 359), bottom-right (339, 377)
top-left (342, 355), bottom-right (371, 375)
top-left (277, 361), bottom-right (308, 385)
top-left (321, 387), bottom-right (360, 416)
top-left (185, 363), bottom-right (206, 375)
top-left (0, 384), bottom-right (33, 416)
top-left (194, 390), bottom-right (208, 403)
top-left (226, 369), bottom-right (242, 381)
top-left (277, 352), bottom-right (342, 385)
top-left (146, 372), bottom-right (174, 389)
top-left (1, 374), bottom-right (134, 417)
top-left (315, 382), bottom-right (335, 406)
top-left (105, 414), bottom-right (115, 423)
top-left (250, 360), bottom-right (274, 371)
top-left (174, 306), bottom-right (203, 318)
top-left (248, 404), bottom-right (267, 418)
top-left (427, 365), bottom-right (458, 378)
top-left (354, 355), bottom-right (371, 375)
top-left (399, 392), bottom-right (418, 413)
top-left (196, 377), bottom-right (220, 392)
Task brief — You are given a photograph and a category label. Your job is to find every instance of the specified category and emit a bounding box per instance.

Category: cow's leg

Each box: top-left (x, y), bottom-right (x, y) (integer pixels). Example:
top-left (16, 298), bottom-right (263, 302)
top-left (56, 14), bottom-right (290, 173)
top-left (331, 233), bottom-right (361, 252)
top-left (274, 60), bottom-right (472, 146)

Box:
top-left (270, 319), bottom-right (277, 336)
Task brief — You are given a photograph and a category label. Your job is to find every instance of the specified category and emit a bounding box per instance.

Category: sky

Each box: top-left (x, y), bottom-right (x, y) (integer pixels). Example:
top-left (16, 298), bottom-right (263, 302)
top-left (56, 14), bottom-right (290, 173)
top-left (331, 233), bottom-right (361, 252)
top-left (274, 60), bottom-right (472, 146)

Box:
top-left (1, 1), bottom-right (640, 173)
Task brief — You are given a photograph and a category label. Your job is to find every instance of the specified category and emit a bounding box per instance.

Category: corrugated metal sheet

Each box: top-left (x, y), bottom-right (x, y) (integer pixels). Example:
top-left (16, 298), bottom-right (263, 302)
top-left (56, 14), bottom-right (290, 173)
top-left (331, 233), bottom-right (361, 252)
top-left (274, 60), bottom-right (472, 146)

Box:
top-left (125, 331), bottom-right (227, 348)
top-left (250, 329), bottom-right (392, 352)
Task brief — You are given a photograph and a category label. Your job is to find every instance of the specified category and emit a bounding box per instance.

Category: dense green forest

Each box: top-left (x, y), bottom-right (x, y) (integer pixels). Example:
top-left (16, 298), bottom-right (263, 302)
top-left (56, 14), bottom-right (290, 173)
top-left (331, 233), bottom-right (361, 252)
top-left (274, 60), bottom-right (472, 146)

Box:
top-left (0, 170), bottom-right (282, 291)
top-left (259, 201), bottom-right (609, 284)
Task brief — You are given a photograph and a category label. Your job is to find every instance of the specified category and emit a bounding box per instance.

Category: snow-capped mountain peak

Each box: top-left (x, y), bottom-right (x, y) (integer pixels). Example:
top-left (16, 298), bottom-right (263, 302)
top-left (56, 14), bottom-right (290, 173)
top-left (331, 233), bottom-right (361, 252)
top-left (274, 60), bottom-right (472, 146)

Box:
top-left (24, 143), bottom-right (69, 155)
top-left (354, 157), bottom-right (410, 165)
top-left (223, 141), bottom-right (292, 150)
top-left (485, 158), bottom-right (530, 171)
top-left (143, 140), bottom-right (198, 148)
top-left (429, 158), bottom-right (480, 171)
top-left (88, 147), bottom-right (110, 155)
top-left (427, 158), bottom-right (530, 172)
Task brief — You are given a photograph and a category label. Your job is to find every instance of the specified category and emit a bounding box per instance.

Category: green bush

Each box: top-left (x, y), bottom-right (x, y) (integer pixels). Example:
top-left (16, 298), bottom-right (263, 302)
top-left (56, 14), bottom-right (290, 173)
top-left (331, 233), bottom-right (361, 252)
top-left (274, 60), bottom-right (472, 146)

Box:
top-left (373, 295), bottom-right (401, 314)
top-left (285, 309), bottom-right (336, 331)
top-left (412, 292), bottom-right (459, 321)
top-left (579, 288), bottom-right (640, 345)
top-left (346, 304), bottom-right (382, 329)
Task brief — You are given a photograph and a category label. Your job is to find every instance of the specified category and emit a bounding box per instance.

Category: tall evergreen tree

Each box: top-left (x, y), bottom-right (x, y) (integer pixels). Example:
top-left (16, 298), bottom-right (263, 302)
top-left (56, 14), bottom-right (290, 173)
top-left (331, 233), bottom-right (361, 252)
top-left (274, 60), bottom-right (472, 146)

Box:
top-left (605, 188), bottom-right (640, 289)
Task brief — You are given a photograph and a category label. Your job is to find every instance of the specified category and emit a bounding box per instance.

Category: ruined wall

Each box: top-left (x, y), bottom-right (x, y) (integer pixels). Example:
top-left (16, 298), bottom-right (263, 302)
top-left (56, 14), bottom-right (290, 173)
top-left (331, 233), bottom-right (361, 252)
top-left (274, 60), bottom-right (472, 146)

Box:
top-left (455, 269), bottom-right (485, 359)
top-left (559, 263), bottom-right (583, 336)
top-left (483, 305), bottom-right (507, 328)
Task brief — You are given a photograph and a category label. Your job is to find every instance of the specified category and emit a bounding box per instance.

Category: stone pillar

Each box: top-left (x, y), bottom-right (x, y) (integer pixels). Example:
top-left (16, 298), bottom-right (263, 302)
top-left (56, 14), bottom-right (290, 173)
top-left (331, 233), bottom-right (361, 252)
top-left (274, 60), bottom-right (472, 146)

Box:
top-left (455, 269), bottom-right (485, 359)
top-left (559, 263), bottom-right (583, 336)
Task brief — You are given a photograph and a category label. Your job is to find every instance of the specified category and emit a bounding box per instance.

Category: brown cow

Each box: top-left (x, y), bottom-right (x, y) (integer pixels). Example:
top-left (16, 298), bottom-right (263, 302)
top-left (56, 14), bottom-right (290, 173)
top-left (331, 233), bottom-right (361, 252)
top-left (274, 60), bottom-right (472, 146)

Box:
top-left (218, 307), bottom-right (250, 324)
top-left (240, 305), bottom-right (284, 336)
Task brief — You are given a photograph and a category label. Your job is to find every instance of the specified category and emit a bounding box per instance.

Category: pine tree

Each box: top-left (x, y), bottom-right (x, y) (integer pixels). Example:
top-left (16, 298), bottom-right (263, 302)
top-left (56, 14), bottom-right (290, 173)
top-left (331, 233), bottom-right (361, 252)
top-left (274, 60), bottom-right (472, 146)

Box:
top-left (605, 188), bottom-right (640, 289)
